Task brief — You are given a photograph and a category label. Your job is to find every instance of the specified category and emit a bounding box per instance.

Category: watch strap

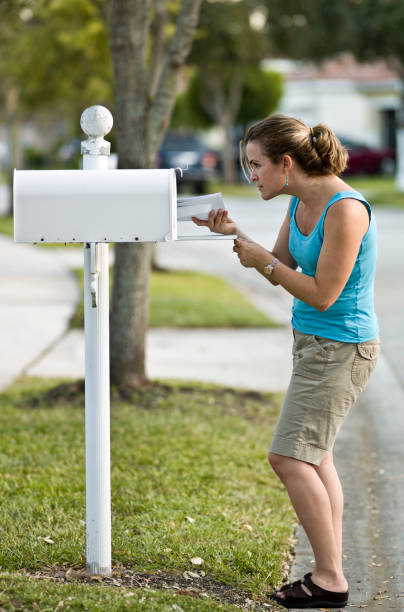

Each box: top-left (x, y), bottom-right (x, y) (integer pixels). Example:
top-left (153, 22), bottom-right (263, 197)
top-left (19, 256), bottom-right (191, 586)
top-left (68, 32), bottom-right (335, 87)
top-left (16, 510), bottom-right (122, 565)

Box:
top-left (263, 257), bottom-right (279, 277)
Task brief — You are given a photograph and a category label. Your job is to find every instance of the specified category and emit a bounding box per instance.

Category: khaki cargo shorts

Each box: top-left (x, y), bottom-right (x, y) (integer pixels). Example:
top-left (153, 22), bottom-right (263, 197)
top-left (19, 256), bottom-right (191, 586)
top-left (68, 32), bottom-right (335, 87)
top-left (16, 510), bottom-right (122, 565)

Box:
top-left (269, 328), bottom-right (380, 466)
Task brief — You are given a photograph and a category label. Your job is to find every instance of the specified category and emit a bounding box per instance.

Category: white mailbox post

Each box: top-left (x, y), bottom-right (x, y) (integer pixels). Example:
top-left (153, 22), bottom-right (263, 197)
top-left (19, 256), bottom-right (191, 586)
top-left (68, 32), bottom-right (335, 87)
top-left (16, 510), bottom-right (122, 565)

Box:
top-left (13, 105), bottom-right (235, 577)
top-left (81, 106), bottom-right (112, 578)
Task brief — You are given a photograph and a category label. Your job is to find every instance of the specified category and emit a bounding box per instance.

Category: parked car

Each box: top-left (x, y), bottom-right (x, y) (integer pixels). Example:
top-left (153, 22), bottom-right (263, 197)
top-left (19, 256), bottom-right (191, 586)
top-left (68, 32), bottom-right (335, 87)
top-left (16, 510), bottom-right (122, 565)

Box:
top-left (339, 136), bottom-right (396, 175)
top-left (156, 131), bottom-right (220, 194)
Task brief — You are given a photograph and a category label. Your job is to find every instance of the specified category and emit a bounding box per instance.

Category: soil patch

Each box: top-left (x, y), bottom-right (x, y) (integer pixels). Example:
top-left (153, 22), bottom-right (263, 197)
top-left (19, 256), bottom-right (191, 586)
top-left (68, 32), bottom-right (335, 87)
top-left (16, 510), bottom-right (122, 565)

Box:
top-left (21, 566), bottom-right (279, 611)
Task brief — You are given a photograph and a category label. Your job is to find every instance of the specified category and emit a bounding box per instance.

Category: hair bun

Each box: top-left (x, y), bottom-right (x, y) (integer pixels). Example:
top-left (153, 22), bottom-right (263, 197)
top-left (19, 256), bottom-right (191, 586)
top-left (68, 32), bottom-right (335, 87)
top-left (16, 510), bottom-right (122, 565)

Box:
top-left (310, 124), bottom-right (348, 174)
top-left (243, 114), bottom-right (348, 177)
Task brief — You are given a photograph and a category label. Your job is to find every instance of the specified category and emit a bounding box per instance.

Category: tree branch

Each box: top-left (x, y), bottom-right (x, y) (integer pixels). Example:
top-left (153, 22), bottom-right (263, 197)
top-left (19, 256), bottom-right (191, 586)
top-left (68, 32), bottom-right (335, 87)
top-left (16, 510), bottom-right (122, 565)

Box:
top-left (226, 68), bottom-right (244, 120)
top-left (200, 74), bottom-right (225, 123)
top-left (148, 0), bottom-right (203, 160)
top-left (149, 0), bottom-right (169, 99)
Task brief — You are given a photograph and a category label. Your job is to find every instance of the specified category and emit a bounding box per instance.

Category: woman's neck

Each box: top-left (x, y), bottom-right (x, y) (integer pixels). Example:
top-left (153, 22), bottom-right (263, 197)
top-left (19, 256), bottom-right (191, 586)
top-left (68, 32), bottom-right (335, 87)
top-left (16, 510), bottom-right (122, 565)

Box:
top-left (288, 175), bottom-right (351, 209)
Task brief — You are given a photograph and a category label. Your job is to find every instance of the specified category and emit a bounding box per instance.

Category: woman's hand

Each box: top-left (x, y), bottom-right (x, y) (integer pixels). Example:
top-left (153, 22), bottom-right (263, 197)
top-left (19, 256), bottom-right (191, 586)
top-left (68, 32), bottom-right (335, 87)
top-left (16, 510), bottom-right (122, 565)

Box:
top-left (233, 237), bottom-right (270, 268)
top-left (192, 209), bottom-right (238, 235)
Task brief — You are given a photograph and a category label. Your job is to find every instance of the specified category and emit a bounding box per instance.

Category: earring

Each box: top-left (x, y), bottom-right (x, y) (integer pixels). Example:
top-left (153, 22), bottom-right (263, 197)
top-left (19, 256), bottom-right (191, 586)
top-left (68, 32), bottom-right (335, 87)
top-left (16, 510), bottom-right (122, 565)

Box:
top-left (285, 175), bottom-right (289, 187)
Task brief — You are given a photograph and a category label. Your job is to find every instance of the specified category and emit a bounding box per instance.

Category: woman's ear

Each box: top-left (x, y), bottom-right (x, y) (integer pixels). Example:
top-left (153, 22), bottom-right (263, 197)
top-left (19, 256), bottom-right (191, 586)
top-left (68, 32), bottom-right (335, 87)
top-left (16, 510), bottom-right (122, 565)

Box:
top-left (283, 155), bottom-right (293, 172)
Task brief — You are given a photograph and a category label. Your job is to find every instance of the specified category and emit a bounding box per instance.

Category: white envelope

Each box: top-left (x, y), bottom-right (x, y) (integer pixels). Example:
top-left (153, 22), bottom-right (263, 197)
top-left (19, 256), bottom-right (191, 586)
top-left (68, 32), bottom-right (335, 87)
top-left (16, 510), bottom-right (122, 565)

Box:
top-left (177, 192), bottom-right (224, 222)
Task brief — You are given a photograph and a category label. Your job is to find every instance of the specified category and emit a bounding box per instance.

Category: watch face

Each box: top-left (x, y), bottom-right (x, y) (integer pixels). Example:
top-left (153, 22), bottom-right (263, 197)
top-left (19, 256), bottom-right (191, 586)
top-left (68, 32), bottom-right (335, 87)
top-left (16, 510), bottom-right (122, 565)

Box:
top-left (264, 264), bottom-right (272, 277)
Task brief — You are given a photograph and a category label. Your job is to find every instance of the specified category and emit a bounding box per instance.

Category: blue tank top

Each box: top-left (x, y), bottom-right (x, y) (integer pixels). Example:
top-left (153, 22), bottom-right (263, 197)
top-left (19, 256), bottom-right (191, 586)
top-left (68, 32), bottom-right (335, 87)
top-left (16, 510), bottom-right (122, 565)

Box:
top-left (289, 190), bottom-right (379, 342)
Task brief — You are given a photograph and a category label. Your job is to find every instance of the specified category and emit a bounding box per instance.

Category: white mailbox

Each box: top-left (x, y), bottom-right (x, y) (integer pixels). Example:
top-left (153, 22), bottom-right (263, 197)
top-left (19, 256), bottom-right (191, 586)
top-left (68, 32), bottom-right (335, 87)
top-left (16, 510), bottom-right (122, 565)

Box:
top-left (13, 168), bottom-right (177, 243)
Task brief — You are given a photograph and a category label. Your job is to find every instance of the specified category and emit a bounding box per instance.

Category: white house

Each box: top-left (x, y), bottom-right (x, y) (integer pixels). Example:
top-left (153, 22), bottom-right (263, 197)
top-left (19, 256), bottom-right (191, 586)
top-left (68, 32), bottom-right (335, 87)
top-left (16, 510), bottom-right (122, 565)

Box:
top-left (264, 53), bottom-right (402, 149)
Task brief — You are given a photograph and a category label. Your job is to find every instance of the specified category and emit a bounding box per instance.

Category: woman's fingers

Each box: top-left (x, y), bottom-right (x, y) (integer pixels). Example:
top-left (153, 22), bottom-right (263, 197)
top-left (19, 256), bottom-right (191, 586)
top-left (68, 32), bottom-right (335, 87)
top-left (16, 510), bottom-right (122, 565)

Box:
top-left (208, 209), bottom-right (216, 231)
top-left (192, 216), bottom-right (209, 226)
top-left (213, 208), bottom-right (228, 231)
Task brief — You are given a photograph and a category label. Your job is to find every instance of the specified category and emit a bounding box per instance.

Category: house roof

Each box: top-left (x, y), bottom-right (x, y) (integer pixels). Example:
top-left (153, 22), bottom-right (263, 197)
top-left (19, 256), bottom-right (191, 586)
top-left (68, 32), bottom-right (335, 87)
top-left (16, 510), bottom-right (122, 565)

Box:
top-left (284, 53), bottom-right (399, 83)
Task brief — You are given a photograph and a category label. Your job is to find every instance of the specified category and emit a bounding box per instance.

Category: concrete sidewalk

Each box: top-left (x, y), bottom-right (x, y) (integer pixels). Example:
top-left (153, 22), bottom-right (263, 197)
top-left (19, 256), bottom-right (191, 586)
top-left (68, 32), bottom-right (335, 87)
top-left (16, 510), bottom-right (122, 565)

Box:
top-left (0, 236), bottom-right (80, 390)
top-left (27, 327), bottom-right (292, 392)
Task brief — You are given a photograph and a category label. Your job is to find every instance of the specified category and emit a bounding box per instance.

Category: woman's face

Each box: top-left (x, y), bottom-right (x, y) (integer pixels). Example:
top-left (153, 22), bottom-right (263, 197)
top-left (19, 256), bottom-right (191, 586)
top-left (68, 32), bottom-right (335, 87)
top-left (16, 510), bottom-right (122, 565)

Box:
top-left (246, 140), bottom-right (285, 200)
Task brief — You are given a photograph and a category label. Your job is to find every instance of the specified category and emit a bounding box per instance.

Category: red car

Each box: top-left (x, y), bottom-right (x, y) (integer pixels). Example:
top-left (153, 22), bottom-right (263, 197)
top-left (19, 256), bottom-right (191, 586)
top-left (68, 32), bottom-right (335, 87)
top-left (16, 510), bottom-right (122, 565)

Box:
top-left (339, 136), bottom-right (396, 175)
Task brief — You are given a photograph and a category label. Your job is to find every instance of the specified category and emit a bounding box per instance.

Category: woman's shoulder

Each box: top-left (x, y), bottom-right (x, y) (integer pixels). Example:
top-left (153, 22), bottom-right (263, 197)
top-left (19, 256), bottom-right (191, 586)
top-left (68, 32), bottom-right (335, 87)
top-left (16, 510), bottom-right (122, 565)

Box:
top-left (328, 195), bottom-right (369, 212)
top-left (324, 197), bottom-right (372, 239)
top-left (288, 196), bottom-right (300, 219)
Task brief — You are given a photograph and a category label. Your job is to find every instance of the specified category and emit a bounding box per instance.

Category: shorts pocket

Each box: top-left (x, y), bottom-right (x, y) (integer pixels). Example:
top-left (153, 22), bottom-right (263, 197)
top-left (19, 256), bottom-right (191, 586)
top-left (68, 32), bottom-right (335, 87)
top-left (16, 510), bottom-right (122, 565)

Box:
top-left (293, 337), bottom-right (328, 379)
top-left (313, 335), bottom-right (339, 355)
top-left (351, 340), bottom-right (380, 388)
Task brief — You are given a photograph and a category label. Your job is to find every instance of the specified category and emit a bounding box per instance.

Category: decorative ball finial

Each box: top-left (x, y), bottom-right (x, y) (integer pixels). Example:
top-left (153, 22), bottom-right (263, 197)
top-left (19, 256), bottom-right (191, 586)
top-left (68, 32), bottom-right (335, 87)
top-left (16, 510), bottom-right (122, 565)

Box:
top-left (81, 106), bottom-right (113, 138)
top-left (80, 106), bottom-right (113, 156)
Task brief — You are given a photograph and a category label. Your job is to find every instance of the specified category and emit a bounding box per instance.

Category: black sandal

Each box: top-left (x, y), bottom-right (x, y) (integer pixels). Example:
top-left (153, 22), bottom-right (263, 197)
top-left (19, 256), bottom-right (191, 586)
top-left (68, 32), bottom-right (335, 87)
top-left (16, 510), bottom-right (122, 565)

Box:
top-left (270, 574), bottom-right (349, 609)
top-left (275, 572), bottom-right (312, 593)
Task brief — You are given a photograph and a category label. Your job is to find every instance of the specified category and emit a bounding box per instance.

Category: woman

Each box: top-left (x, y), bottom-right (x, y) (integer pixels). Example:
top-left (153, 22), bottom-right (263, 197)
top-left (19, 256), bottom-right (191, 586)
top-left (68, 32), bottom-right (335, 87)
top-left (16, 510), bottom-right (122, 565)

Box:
top-left (192, 114), bottom-right (380, 609)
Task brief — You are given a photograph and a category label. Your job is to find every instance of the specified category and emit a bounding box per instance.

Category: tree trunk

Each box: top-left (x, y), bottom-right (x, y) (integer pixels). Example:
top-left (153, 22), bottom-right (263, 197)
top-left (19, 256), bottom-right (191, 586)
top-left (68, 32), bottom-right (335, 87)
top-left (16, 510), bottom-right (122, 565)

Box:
top-left (222, 119), bottom-right (237, 184)
top-left (109, 0), bottom-right (151, 388)
top-left (110, 242), bottom-right (153, 387)
top-left (200, 70), bottom-right (244, 185)
top-left (108, 0), bottom-right (202, 388)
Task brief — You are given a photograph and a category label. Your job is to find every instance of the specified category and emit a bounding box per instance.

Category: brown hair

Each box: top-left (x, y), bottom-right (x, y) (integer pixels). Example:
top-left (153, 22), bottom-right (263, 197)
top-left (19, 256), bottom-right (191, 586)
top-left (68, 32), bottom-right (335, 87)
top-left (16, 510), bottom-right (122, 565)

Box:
top-left (240, 114), bottom-right (348, 180)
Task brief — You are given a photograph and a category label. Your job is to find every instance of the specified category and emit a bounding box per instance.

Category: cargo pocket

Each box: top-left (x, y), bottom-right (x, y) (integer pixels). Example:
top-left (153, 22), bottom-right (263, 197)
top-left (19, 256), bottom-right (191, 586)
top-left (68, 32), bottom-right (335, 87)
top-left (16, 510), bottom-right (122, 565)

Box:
top-left (351, 341), bottom-right (380, 388)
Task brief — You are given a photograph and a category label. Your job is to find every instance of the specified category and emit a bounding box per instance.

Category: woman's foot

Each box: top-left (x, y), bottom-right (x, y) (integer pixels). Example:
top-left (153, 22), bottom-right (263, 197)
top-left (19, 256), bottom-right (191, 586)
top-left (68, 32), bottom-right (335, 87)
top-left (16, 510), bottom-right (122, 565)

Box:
top-left (310, 571), bottom-right (348, 593)
top-left (270, 574), bottom-right (349, 609)
top-left (275, 572), bottom-right (312, 593)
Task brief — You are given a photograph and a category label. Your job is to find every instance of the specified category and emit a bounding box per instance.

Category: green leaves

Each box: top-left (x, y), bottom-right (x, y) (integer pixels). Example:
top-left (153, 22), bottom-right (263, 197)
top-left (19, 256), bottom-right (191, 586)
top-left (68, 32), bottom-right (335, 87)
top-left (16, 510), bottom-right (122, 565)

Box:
top-left (0, 0), bottom-right (112, 119)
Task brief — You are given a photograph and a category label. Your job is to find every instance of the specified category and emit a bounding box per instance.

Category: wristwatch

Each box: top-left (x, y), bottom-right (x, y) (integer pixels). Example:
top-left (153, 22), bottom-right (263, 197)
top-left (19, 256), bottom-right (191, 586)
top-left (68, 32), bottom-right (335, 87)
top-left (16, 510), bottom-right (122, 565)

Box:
top-left (263, 257), bottom-right (279, 277)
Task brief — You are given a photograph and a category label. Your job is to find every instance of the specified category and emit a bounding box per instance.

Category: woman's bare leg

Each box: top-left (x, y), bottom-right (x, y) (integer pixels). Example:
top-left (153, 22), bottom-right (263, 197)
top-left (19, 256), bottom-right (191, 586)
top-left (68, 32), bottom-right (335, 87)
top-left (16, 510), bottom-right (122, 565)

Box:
top-left (268, 452), bottom-right (348, 597)
top-left (314, 451), bottom-right (344, 562)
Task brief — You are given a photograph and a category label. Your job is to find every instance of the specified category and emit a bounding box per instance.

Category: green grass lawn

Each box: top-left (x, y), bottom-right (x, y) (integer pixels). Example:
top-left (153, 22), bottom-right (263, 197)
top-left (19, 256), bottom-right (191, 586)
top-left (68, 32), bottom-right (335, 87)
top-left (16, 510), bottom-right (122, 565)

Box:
top-left (0, 214), bottom-right (13, 237)
top-left (347, 175), bottom-right (404, 207)
top-left (70, 268), bottom-right (277, 329)
top-left (0, 377), bottom-right (294, 611)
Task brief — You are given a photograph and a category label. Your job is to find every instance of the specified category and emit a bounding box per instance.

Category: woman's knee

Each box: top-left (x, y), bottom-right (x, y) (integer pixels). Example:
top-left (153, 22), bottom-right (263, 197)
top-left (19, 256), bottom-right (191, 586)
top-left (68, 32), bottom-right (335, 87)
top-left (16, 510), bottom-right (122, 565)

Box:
top-left (268, 452), bottom-right (294, 477)
top-left (268, 451), bottom-right (312, 481)
top-left (315, 450), bottom-right (334, 472)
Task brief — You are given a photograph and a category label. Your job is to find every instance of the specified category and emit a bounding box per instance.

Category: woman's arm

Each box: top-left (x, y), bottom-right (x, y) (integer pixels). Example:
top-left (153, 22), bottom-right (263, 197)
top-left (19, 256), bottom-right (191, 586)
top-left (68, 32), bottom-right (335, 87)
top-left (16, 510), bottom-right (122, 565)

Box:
top-left (235, 199), bottom-right (370, 311)
top-left (261, 201), bottom-right (297, 285)
top-left (192, 203), bottom-right (297, 281)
